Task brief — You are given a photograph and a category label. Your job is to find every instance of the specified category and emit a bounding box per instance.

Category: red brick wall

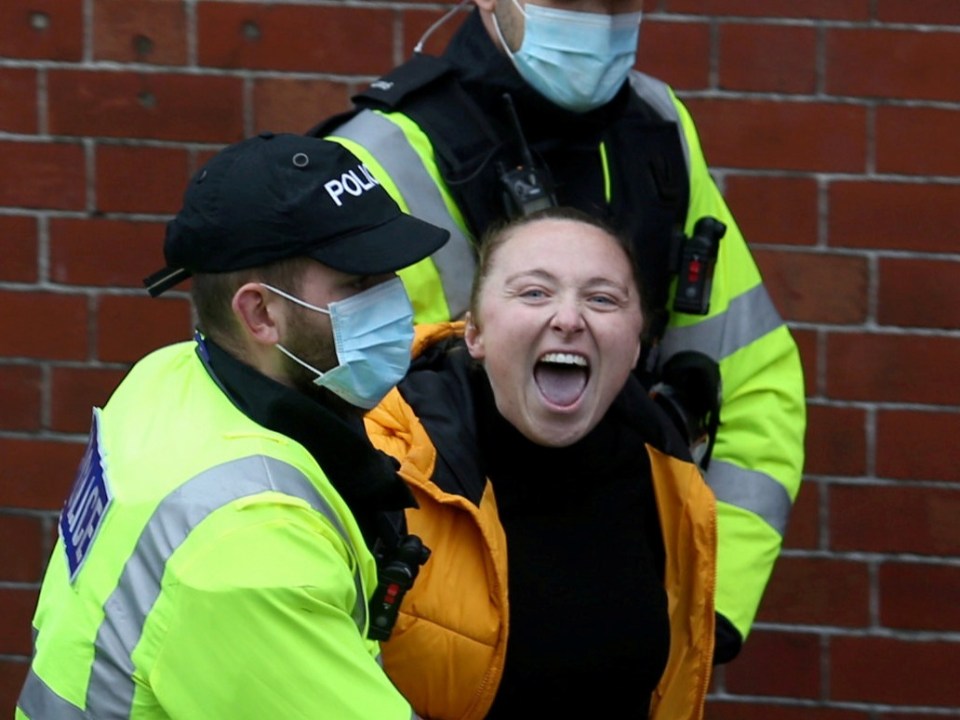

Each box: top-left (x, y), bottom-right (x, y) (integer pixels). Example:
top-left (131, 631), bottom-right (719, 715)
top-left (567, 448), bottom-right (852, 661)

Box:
top-left (2, 0), bottom-right (958, 716)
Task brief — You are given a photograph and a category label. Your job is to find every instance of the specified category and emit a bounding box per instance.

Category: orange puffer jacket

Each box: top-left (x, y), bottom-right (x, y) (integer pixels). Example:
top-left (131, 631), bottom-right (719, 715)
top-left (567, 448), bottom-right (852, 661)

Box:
top-left (365, 322), bottom-right (717, 720)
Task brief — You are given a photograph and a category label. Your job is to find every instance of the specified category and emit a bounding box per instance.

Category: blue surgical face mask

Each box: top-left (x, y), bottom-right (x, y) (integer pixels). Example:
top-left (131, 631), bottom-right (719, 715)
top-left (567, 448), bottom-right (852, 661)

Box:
top-left (493, 0), bottom-right (642, 113)
top-left (260, 277), bottom-right (415, 410)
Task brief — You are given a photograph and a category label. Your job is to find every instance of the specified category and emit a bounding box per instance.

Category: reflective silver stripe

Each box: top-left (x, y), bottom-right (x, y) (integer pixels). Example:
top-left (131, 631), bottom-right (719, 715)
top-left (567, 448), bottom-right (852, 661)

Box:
top-left (332, 110), bottom-right (477, 318)
top-left (628, 71), bottom-right (690, 173)
top-left (707, 459), bottom-right (792, 537)
top-left (18, 666), bottom-right (85, 719)
top-left (19, 455), bottom-right (366, 718)
top-left (658, 284), bottom-right (785, 363)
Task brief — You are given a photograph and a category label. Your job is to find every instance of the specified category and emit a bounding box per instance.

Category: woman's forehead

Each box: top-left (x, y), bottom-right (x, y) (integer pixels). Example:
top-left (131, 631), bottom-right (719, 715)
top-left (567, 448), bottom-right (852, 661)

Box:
top-left (493, 219), bottom-right (631, 273)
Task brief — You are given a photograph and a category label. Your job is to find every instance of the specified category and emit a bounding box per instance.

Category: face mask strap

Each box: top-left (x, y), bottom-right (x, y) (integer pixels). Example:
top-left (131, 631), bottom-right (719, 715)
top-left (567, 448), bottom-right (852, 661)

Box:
top-left (275, 342), bottom-right (332, 380)
top-left (259, 283), bottom-right (331, 316)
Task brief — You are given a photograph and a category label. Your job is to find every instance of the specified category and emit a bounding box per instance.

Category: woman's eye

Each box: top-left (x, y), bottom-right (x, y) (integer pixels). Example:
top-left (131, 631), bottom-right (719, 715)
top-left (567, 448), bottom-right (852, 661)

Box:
top-left (519, 288), bottom-right (546, 299)
top-left (587, 294), bottom-right (625, 309)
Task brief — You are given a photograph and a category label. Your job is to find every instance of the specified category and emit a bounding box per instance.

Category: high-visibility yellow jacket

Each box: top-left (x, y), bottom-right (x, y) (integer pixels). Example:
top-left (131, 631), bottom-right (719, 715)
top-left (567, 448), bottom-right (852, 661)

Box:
top-left (17, 340), bottom-right (417, 720)
top-left (322, 14), bottom-right (806, 650)
top-left (365, 322), bottom-right (717, 720)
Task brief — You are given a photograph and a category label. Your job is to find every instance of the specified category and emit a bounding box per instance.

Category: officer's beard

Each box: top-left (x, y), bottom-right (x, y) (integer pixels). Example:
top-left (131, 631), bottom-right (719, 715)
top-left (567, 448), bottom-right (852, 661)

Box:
top-left (280, 307), bottom-right (366, 420)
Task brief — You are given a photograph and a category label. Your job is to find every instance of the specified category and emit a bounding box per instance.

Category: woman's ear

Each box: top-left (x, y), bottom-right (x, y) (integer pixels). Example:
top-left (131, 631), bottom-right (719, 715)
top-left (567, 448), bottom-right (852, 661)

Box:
top-left (463, 311), bottom-right (485, 360)
top-left (232, 283), bottom-right (281, 347)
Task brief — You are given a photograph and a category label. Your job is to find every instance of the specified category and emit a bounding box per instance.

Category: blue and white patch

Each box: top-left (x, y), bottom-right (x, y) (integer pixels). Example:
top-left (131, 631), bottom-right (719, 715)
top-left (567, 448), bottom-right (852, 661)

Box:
top-left (60, 408), bottom-right (113, 582)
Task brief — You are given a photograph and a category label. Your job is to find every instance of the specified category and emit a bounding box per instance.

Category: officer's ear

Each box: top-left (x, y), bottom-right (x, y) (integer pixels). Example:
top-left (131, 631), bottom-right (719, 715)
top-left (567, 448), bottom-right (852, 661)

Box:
top-left (232, 282), bottom-right (282, 347)
top-left (464, 311), bottom-right (485, 361)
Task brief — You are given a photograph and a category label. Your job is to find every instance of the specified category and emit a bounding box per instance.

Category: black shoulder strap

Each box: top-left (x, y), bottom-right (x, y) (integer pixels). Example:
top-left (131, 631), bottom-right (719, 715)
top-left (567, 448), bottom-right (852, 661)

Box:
top-left (305, 53), bottom-right (451, 137)
top-left (308, 54), bottom-right (511, 235)
top-left (310, 54), bottom-right (501, 174)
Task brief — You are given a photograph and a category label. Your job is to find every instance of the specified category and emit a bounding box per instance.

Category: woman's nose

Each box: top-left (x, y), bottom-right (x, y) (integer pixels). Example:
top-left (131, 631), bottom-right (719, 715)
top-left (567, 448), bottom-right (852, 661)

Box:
top-left (551, 299), bottom-right (585, 335)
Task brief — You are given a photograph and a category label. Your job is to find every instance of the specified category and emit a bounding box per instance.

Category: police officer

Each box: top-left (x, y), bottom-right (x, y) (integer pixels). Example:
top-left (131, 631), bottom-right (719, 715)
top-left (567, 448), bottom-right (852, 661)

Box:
top-left (312, 0), bottom-right (806, 663)
top-left (16, 133), bottom-right (448, 719)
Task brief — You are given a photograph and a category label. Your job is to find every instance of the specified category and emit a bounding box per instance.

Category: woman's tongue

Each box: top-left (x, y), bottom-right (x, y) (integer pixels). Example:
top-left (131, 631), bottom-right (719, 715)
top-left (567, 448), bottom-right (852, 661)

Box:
top-left (534, 364), bottom-right (588, 407)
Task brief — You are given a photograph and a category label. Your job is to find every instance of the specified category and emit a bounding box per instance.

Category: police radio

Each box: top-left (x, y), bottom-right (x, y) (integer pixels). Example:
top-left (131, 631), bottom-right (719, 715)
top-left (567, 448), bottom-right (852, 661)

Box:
top-left (672, 216), bottom-right (726, 315)
top-left (368, 534), bottom-right (430, 641)
top-left (498, 93), bottom-right (556, 218)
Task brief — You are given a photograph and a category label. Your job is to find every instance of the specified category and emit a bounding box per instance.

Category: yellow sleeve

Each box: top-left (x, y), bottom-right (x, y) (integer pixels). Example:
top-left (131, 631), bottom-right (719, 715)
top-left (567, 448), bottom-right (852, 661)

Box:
top-left (669, 90), bottom-right (807, 644)
top-left (142, 496), bottom-right (415, 720)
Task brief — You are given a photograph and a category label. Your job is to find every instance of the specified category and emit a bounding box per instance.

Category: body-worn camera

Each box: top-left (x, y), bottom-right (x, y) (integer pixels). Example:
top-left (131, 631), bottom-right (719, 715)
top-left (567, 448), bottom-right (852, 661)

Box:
top-left (368, 534), bottom-right (430, 641)
top-left (671, 216), bottom-right (726, 315)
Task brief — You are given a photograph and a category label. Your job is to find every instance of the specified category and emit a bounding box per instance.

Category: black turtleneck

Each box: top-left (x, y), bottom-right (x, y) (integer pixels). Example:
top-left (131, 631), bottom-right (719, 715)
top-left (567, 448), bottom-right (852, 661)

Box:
top-left (470, 366), bottom-right (671, 717)
top-left (196, 334), bottom-right (416, 549)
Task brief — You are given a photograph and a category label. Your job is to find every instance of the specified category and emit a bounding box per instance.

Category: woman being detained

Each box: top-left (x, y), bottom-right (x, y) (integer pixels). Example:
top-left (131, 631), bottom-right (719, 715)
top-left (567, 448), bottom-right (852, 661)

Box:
top-left (365, 206), bottom-right (717, 720)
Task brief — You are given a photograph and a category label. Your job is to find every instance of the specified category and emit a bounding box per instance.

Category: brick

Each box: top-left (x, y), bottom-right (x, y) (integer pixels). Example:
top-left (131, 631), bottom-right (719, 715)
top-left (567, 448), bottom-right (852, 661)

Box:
top-left (756, 251), bottom-right (867, 324)
top-left (877, 410), bottom-right (960, 482)
top-left (0, 291), bottom-right (88, 361)
top-left (50, 367), bottom-right (128, 434)
top-left (725, 630), bottom-right (820, 697)
top-left (828, 29), bottom-right (960, 102)
top-left (876, 106), bottom-right (960, 177)
top-left (829, 181), bottom-right (960, 253)
top-left (719, 24), bottom-right (817, 94)
top-left (0, 140), bottom-right (85, 211)
top-left (683, 98), bottom-right (866, 172)
top-left (707, 701), bottom-right (868, 720)
top-left (96, 295), bottom-right (193, 363)
top-left (95, 145), bottom-right (190, 213)
top-left (0, 216), bottom-right (38, 282)
top-left (724, 175), bottom-right (818, 248)
top-left (197, 3), bottom-right (394, 75)
top-left (879, 562), bottom-right (960, 632)
top-left (254, 78), bottom-right (352, 136)
top-left (830, 484), bottom-right (960, 556)
top-left (757, 556), bottom-right (869, 627)
top-left (0, 68), bottom-right (38, 133)
top-left (0, 661), bottom-right (30, 718)
top-left (93, 0), bottom-right (188, 65)
top-left (783, 479), bottom-right (818, 550)
top-left (47, 70), bottom-right (245, 143)
top-left (752, 249), bottom-right (803, 322)
top-left (878, 258), bottom-right (960, 330)
top-left (0, 0), bottom-right (82, 61)
top-left (0, 515), bottom-right (44, 582)
top-left (0, 365), bottom-right (42, 432)
top-left (663, 0), bottom-right (870, 20)
top-left (401, 7), bottom-right (471, 60)
top-left (831, 635), bottom-right (960, 706)
top-left (826, 334), bottom-right (960, 405)
top-left (0, 438), bottom-right (83, 511)
top-left (0, 588), bottom-right (35, 655)
top-left (878, 0), bottom-right (960, 23)
top-left (640, 20), bottom-right (712, 91)
top-left (804, 405), bottom-right (867, 477)
top-left (792, 328), bottom-right (817, 397)
top-left (49, 218), bottom-right (168, 288)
